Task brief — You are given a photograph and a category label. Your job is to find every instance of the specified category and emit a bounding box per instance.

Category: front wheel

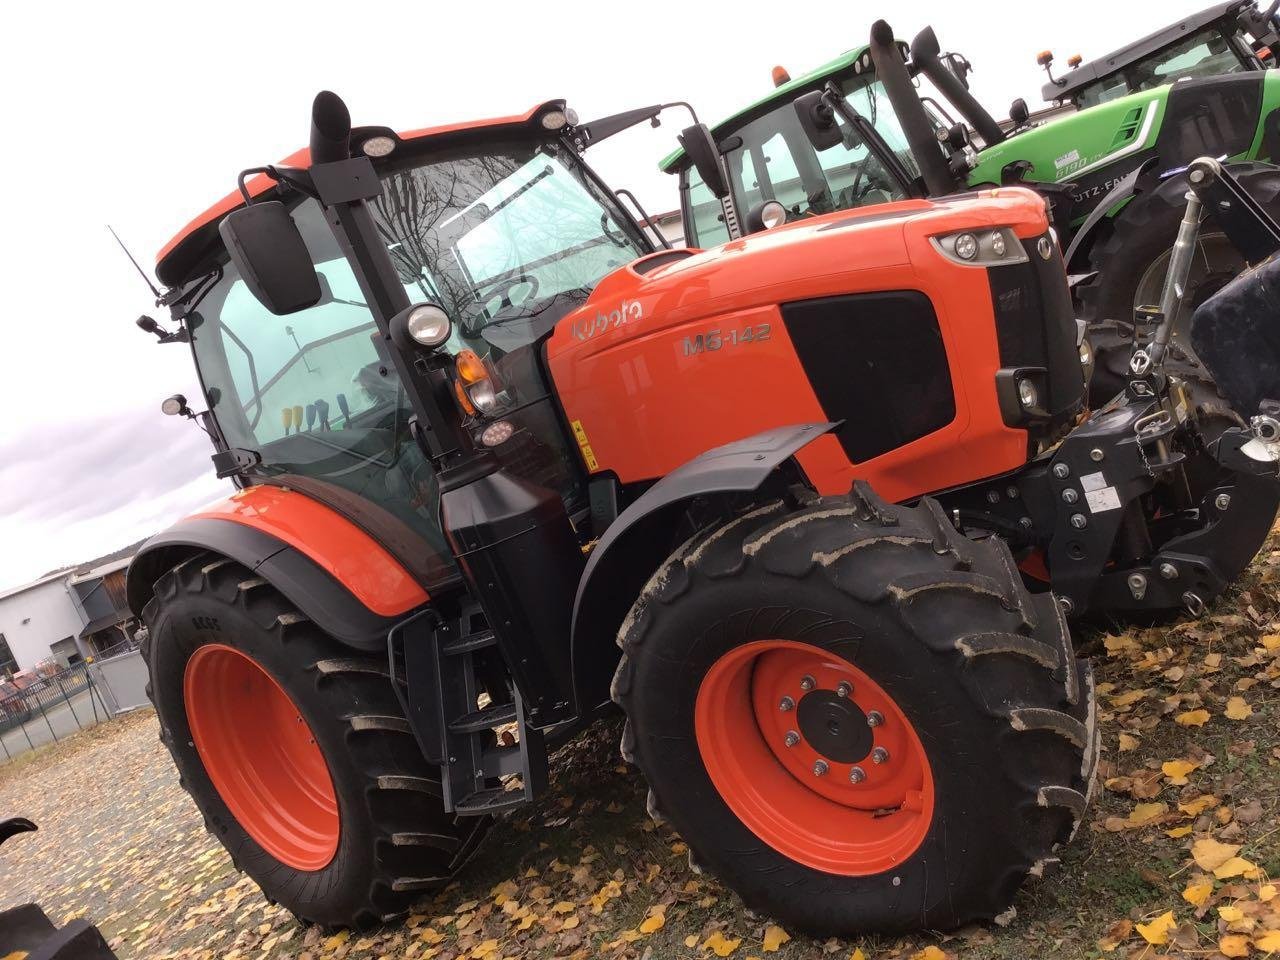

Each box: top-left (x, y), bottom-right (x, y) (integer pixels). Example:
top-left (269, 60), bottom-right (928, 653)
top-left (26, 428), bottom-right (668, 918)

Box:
top-left (142, 554), bottom-right (490, 927)
top-left (613, 488), bottom-right (1098, 935)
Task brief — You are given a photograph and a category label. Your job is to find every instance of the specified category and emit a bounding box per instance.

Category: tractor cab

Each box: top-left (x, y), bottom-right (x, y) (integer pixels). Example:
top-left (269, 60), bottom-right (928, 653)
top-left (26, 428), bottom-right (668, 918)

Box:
top-left (154, 102), bottom-right (656, 585)
top-left (1040, 0), bottom-right (1279, 109)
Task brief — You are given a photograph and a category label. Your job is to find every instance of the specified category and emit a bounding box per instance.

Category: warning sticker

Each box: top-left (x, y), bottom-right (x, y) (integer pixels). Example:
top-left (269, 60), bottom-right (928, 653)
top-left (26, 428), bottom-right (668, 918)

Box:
top-left (1085, 485), bottom-right (1123, 513)
top-left (1080, 471), bottom-right (1109, 493)
top-left (569, 419), bottom-right (599, 471)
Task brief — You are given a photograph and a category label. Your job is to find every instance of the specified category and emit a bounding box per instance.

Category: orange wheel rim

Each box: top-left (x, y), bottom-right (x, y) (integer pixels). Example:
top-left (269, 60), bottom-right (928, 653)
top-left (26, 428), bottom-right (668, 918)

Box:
top-left (695, 640), bottom-right (934, 875)
top-left (184, 643), bottom-right (339, 870)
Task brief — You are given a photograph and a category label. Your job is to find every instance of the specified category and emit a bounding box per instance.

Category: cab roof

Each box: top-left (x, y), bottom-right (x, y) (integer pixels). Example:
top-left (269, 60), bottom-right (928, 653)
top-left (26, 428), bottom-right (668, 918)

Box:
top-left (156, 100), bottom-right (563, 288)
top-left (658, 44), bottom-right (871, 173)
top-left (1041, 0), bottom-right (1250, 101)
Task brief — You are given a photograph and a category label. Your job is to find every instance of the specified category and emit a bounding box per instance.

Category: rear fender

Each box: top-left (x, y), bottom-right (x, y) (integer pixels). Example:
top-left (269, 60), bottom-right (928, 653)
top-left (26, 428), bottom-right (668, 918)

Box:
top-left (569, 422), bottom-right (835, 715)
top-left (127, 487), bottom-right (431, 651)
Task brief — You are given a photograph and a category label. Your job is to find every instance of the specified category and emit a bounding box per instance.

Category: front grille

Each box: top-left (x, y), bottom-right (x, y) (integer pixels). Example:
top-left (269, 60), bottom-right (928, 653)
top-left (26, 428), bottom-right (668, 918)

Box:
top-left (987, 235), bottom-right (1083, 415)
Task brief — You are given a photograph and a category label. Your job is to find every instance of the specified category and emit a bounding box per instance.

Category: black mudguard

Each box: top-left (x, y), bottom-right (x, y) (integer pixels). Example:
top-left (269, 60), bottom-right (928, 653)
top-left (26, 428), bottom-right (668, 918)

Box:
top-left (568, 422), bottom-right (836, 715)
top-left (1191, 255), bottom-right (1280, 417)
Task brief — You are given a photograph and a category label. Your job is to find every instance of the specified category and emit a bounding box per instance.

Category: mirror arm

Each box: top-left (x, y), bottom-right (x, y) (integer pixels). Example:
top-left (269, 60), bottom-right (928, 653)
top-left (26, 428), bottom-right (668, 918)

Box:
top-left (822, 83), bottom-right (920, 195)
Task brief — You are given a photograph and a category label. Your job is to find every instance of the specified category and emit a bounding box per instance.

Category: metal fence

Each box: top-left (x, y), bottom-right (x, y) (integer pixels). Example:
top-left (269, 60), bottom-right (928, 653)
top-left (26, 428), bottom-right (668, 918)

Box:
top-left (0, 662), bottom-right (113, 762)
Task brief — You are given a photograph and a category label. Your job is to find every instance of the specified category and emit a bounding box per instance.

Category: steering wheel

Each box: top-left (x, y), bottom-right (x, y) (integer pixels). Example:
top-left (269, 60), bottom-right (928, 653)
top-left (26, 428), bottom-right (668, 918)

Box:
top-left (601, 213), bottom-right (628, 247)
top-left (484, 274), bottom-right (540, 317)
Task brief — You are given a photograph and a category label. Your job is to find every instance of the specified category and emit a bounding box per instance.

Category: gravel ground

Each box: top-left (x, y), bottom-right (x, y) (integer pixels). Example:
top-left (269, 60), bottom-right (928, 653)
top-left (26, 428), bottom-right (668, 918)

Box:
top-left (1, 522), bottom-right (1277, 960)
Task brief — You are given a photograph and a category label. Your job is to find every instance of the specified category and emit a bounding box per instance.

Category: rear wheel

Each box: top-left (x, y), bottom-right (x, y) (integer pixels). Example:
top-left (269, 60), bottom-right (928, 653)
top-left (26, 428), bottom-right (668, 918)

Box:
top-left (613, 487), bottom-right (1098, 935)
top-left (142, 554), bottom-right (489, 927)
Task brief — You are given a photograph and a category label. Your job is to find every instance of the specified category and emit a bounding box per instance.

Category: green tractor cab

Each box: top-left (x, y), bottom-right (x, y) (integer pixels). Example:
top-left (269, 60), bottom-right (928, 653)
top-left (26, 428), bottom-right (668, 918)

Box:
top-left (663, 19), bottom-right (1280, 403)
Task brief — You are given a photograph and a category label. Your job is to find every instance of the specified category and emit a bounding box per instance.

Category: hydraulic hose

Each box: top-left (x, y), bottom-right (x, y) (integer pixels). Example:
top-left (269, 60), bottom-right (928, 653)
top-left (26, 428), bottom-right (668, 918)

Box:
top-left (868, 20), bottom-right (955, 196)
top-left (910, 26), bottom-right (1006, 147)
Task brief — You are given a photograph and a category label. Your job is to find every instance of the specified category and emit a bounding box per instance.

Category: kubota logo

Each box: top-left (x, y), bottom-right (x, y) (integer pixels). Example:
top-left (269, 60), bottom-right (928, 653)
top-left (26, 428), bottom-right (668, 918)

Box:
top-left (571, 299), bottom-right (643, 341)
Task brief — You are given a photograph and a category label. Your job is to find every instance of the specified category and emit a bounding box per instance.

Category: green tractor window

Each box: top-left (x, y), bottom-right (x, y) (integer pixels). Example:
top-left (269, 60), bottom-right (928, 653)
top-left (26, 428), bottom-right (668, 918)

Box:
top-left (1075, 27), bottom-right (1251, 108)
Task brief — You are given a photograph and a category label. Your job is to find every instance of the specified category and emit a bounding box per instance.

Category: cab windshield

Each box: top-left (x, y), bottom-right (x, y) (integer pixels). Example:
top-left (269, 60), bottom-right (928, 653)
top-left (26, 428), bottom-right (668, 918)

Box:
top-left (1074, 27), bottom-right (1251, 108)
top-left (684, 74), bottom-right (918, 246)
top-left (188, 140), bottom-right (644, 570)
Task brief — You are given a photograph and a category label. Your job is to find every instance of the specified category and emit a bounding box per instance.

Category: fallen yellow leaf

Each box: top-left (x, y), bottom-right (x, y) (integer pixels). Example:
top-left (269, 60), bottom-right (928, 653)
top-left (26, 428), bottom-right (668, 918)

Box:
top-left (1220, 934), bottom-right (1251, 957)
top-left (1261, 634), bottom-right (1280, 652)
top-left (911, 948), bottom-right (947, 960)
top-left (1162, 759), bottom-right (1198, 782)
top-left (1225, 696), bottom-right (1253, 720)
top-left (1167, 825), bottom-right (1194, 838)
top-left (561, 916), bottom-right (580, 930)
top-left (762, 925), bottom-right (791, 952)
top-left (471, 939), bottom-right (500, 958)
top-left (1260, 885), bottom-right (1277, 903)
top-left (1183, 881), bottom-right (1214, 907)
top-left (1215, 856), bottom-right (1262, 880)
top-left (1, 952), bottom-right (30, 960)
top-left (1255, 930), bottom-right (1280, 952)
top-left (1192, 838), bottom-right (1242, 871)
top-left (324, 931), bottom-right (350, 950)
top-left (1176, 709), bottom-right (1211, 727)
top-left (1129, 801), bottom-right (1169, 826)
top-left (1136, 911), bottom-right (1177, 945)
top-left (685, 934), bottom-right (700, 948)
top-left (851, 951), bottom-right (868, 960)
top-left (639, 906), bottom-right (666, 935)
top-left (1118, 732), bottom-right (1139, 751)
top-left (1180, 795), bottom-right (1220, 816)
top-left (551, 901), bottom-right (576, 914)
top-left (703, 931), bottom-right (743, 957)
top-left (1220, 905), bottom-right (1246, 922)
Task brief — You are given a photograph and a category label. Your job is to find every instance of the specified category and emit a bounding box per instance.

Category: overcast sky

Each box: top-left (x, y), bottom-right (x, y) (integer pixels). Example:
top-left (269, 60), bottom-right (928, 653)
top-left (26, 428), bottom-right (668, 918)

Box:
top-left (0, 0), bottom-right (1209, 591)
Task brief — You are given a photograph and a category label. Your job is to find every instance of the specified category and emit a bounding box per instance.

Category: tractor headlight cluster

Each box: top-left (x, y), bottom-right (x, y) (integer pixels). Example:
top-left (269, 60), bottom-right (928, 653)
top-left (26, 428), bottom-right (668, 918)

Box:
top-left (931, 227), bottom-right (1029, 267)
top-left (453, 349), bottom-right (506, 417)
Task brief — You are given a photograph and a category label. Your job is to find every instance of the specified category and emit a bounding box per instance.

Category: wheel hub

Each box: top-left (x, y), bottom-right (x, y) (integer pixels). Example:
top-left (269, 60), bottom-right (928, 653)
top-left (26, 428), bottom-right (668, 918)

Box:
top-left (695, 639), bottom-right (935, 875)
top-left (796, 690), bottom-right (872, 763)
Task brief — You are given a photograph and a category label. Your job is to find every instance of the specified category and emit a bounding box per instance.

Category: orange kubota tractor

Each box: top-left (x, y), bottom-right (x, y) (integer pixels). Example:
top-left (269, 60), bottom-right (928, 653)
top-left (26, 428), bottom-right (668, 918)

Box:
top-left (126, 90), bottom-right (1280, 935)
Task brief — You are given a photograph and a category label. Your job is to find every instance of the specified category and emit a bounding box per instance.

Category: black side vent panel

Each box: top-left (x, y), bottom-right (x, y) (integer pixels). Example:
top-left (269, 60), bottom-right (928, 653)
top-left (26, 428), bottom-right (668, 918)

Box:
top-left (1155, 74), bottom-right (1263, 168)
top-left (781, 292), bottom-right (955, 464)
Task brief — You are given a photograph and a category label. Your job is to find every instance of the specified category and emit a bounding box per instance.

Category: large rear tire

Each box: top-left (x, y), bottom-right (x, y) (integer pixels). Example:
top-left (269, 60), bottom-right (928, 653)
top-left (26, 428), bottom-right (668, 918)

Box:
top-left (142, 554), bottom-right (489, 928)
top-left (613, 487), bottom-right (1098, 935)
top-left (1080, 163), bottom-right (1280, 406)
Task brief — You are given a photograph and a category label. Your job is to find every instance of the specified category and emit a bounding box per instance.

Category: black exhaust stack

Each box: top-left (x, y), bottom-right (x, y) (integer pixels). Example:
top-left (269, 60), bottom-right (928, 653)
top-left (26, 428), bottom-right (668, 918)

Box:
top-left (868, 20), bottom-right (955, 196)
top-left (910, 27), bottom-right (1006, 147)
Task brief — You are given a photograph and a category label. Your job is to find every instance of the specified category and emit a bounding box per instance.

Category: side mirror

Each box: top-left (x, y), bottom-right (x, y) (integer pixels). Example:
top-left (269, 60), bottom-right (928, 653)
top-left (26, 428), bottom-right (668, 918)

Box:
top-left (678, 123), bottom-right (729, 199)
top-left (794, 91), bottom-right (844, 151)
top-left (1010, 98), bottom-right (1030, 126)
top-left (943, 53), bottom-right (972, 89)
top-left (218, 201), bottom-right (322, 316)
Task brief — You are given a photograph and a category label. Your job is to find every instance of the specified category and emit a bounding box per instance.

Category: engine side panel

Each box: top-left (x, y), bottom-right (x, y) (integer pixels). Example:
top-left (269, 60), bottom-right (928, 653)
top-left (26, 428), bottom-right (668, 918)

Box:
top-left (547, 190), bottom-right (1053, 504)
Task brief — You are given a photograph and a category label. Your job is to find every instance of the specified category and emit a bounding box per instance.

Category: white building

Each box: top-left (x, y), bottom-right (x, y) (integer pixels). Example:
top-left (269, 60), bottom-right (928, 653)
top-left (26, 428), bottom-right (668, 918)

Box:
top-left (0, 572), bottom-right (87, 675)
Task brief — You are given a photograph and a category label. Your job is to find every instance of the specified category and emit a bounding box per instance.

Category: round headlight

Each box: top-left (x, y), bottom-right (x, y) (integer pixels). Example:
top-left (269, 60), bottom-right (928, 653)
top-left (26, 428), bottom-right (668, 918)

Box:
top-left (161, 395), bottom-right (187, 417)
top-left (406, 304), bottom-right (452, 348)
top-left (480, 420), bottom-right (516, 447)
top-left (540, 109), bottom-right (568, 130)
top-left (990, 231), bottom-right (1006, 258)
top-left (468, 379), bottom-right (498, 413)
top-left (760, 200), bottom-right (787, 230)
top-left (1017, 377), bottom-right (1039, 409)
top-left (360, 135), bottom-right (397, 158)
top-left (954, 233), bottom-right (979, 261)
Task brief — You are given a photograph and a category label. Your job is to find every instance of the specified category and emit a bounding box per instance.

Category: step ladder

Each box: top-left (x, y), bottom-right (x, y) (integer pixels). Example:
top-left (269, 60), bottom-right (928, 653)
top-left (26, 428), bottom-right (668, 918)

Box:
top-left (390, 605), bottom-right (547, 816)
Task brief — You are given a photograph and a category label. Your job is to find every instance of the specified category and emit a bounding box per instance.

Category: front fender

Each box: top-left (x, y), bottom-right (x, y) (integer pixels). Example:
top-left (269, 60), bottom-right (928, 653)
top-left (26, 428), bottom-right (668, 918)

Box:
top-left (569, 422), bottom-right (835, 715)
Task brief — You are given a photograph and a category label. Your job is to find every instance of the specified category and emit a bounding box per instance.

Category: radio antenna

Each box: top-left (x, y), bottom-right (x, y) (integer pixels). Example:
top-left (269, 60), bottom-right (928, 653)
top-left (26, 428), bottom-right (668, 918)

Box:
top-left (107, 225), bottom-right (162, 301)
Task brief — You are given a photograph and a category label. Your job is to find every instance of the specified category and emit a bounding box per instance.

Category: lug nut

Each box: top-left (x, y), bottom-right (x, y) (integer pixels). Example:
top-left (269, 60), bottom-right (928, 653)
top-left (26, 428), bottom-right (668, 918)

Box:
top-left (1069, 513), bottom-right (1088, 529)
top-left (836, 681), bottom-right (852, 698)
top-left (1159, 562), bottom-right (1178, 580)
top-left (1059, 596), bottom-right (1075, 615)
top-left (1090, 448), bottom-right (1105, 462)
top-left (1006, 485), bottom-right (1020, 500)
top-left (1062, 488), bottom-right (1079, 504)
top-left (866, 710), bottom-right (884, 728)
top-left (871, 746), bottom-right (890, 764)
top-left (1215, 493), bottom-right (1232, 512)
top-left (986, 490), bottom-right (1000, 504)
top-left (1052, 463), bottom-right (1070, 479)
top-left (779, 696), bottom-right (795, 712)
top-left (849, 766), bottom-right (866, 783)
top-left (1019, 516), bottom-right (1034, 529)
top-left (800, 675), bottom-right (815, 692)
top-left (784, 730), bottom-right (800, 748)
top-left (813, 760), bottom-right (829, 777)
top-left (1127, 572), bottom-right (1147, 600)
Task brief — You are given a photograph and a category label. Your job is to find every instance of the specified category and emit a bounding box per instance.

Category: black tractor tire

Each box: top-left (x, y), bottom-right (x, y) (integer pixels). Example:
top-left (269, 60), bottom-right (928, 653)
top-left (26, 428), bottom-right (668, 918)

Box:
top-left (613, 485), bottom-right (1098, 935)
top-left (1080, 162), bottom-right (1280, 406)
top-left (141, 554), bottom-right (490, 928)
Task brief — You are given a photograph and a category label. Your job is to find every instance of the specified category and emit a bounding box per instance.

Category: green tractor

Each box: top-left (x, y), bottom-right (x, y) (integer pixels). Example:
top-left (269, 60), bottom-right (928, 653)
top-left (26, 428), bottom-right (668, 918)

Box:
top-left (663, 16), bottom-right (1280, 403)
